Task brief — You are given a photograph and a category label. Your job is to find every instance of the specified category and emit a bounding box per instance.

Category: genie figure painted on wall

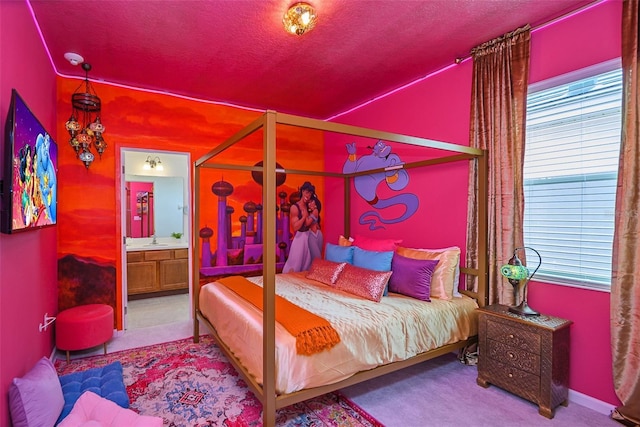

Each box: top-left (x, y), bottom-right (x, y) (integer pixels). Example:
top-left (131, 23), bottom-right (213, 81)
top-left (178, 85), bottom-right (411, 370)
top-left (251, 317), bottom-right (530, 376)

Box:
top-left (343, 140), bottom-right (418, 230)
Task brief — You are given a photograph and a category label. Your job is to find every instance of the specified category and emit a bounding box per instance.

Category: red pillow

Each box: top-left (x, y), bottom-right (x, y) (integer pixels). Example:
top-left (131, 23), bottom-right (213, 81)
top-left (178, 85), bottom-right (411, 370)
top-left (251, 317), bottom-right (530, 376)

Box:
top-left (352, 234), bottom-right (402, 252)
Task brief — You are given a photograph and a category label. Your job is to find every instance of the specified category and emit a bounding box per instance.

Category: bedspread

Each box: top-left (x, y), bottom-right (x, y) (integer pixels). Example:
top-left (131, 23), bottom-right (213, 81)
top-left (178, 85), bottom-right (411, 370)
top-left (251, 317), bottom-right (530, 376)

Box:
top-left (199, 272), bottom-right (478, 394)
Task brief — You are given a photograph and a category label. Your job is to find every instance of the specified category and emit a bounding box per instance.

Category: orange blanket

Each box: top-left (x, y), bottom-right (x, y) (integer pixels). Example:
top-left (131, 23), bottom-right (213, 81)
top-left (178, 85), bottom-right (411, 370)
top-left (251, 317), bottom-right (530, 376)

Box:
top-left (218, 276), bottom-right (340, 355)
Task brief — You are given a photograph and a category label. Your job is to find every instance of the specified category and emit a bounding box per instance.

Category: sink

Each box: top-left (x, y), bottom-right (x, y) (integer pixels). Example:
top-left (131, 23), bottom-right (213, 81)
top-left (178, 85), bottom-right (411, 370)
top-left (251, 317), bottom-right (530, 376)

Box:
top-left (143, 243), bottom-right (169, 247)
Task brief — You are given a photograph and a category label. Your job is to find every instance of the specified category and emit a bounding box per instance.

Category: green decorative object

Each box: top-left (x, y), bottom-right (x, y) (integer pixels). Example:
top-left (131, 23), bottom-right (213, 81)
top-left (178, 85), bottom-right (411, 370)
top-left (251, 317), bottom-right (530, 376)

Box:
top-left (500, 246), bottom-right (542, 316)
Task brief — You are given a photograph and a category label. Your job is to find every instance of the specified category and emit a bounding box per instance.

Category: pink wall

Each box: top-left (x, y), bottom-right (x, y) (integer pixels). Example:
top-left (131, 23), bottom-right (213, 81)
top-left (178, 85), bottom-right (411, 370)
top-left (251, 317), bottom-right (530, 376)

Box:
top-left (0, 2), bottom-right (624, 424)
top-left (326, 0), bottom-right (621, 407)
top-left (0, 2), bottom-right (59, 425)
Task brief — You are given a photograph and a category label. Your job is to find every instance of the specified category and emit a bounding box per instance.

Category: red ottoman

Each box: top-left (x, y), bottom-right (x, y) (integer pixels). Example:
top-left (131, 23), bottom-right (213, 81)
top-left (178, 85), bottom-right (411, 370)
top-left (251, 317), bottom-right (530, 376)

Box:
top-left (56, 304), bottom-right (114, 363)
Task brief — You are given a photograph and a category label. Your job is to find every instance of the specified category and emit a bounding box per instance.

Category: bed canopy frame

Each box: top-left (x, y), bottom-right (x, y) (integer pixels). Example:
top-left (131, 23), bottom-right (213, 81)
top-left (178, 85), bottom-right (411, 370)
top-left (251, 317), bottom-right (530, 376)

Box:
top-left (193, 110), bottom-right (488, 427)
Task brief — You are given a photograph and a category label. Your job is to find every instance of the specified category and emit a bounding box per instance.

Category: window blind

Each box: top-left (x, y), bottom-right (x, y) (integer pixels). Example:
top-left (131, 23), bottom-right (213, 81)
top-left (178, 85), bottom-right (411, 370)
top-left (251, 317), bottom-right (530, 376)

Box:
top-left (523, 68), bottom-right (622, 290)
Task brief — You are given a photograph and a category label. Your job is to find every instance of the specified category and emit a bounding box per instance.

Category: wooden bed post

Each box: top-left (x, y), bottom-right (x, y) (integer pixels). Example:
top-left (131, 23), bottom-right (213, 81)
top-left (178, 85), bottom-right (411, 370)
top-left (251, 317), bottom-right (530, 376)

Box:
top-left (344, 176), bottom-right (351, 239)
top-left (193, 160), bottom-right (201, 341)
top-left (262, 111), bottom-right (277, 427)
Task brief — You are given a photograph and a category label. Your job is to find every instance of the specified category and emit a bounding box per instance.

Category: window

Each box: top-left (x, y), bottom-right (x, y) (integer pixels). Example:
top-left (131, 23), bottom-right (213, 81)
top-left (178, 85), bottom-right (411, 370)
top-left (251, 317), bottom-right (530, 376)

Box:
top-left (523, 66), bottom-right (622, 291)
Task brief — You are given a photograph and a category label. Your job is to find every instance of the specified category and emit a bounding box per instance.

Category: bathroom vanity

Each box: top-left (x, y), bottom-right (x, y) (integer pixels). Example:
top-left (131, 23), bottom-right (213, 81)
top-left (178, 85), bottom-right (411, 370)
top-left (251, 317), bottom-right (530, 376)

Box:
top-left (126, 244), bottom-right (188, 296)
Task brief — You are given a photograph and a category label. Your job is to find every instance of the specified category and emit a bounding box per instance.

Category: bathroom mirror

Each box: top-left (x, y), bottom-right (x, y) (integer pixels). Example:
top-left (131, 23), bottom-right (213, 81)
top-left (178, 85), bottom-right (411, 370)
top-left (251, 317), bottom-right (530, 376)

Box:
top-left (125, 176), bottom-right (184, 238)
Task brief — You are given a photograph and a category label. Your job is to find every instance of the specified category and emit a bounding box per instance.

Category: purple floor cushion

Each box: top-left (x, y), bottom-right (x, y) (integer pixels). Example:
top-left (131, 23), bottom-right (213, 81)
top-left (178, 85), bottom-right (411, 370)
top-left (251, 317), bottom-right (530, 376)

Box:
top-left (57, 361), bottom-right (129, 425)
top-left (9, 357), bottom-right (64, 427)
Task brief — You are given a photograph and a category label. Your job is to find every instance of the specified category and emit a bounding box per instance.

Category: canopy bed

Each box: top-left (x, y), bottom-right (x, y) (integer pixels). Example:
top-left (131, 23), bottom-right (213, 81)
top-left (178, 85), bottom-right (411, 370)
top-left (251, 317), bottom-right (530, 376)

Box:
top-left (193, 111), bottom-right (488, 426)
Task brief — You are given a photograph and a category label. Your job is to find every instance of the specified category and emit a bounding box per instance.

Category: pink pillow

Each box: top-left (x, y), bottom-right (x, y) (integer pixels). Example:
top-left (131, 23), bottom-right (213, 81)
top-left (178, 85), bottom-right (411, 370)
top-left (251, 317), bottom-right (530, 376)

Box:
top-left (306, 259), bottom-right (346, 286)
top-left (58, 391), bottom-right (163, 427)
top-left (353, 234), bottom-right (402, 252)
top-left (335, 263), bottom-right (392, 302)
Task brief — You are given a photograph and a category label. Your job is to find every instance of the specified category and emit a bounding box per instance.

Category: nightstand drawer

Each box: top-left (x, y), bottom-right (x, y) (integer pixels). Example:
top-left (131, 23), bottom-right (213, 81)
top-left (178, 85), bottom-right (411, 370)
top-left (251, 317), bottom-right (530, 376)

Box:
top-left (484, 357), bottom-right (540, 403)
top-left (487, 318), bottom-right (541, 354)
top-left (488, 339), bottom-right (540, 375)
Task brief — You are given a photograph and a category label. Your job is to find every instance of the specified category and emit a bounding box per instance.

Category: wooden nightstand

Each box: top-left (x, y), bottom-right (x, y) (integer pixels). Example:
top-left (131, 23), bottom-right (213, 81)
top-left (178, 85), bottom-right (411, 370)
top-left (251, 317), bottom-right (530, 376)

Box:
top-left (476, 304), bottom-right (572, 418)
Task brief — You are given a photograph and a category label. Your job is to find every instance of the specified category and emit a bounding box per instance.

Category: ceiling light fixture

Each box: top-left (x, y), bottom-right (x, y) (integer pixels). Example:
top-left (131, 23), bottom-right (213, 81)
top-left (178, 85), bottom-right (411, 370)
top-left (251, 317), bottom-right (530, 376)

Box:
top-left (283, 2), bottom-right (317, 36)
top-left (143, 156), bottom-right (163, 171)
top-left (64, 58), bottom-right (107, 169)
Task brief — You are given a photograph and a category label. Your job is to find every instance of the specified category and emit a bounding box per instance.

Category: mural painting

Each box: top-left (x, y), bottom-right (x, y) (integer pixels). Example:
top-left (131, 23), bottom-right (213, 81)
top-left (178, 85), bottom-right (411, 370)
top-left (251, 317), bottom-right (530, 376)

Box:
top-left (199, 161), bottom-right (323, 280)
top-left (343, 140), bottom-right (418, 230)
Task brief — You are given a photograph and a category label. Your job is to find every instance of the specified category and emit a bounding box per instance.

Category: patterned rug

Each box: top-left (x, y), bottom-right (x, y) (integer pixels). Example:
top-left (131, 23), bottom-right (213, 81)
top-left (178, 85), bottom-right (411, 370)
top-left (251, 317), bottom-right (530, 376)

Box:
top-left (55, 336), bottom-right (383, 427)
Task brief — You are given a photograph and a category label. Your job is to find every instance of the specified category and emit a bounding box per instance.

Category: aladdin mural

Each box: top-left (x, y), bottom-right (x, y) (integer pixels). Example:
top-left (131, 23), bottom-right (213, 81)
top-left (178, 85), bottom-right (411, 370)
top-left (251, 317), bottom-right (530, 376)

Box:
top-left (199, 162), bottom-right (322, 278)
top-left (343, 140), bottom-right (418, 230)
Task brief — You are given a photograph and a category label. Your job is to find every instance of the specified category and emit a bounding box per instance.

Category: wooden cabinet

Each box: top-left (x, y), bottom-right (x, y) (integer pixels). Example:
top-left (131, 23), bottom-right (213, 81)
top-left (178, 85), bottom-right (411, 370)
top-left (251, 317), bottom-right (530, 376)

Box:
top-left (477, 304), bottom-right (572, 418)
top-left (127, 249), bottom-right (189, 296)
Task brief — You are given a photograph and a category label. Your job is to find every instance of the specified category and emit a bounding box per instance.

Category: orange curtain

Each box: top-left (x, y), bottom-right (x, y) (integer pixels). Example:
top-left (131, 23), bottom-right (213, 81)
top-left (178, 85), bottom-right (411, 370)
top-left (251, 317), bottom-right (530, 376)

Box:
top-left (611, 1), bottom-right (640, 425)
top-left (465, 26), bottom-right (531, 304)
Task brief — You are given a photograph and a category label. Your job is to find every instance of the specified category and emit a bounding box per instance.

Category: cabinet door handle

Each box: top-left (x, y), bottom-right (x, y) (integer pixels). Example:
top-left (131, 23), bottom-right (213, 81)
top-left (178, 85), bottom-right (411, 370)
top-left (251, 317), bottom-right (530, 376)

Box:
top-left (508, 372), bottom-right (513, 378)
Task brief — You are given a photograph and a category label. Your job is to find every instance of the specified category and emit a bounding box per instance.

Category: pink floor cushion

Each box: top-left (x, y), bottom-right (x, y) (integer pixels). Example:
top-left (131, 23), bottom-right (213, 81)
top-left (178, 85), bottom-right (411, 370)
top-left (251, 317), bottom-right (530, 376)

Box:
top-left (57, 391), bottom-right (163, 427)
top-left (57, 362), bottom-right (129, 424)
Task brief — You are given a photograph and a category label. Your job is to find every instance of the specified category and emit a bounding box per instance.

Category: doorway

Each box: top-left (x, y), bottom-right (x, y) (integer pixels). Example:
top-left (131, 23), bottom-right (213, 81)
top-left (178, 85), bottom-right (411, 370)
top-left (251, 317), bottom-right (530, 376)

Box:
top-left (120, 149), bottom-right (192, 330)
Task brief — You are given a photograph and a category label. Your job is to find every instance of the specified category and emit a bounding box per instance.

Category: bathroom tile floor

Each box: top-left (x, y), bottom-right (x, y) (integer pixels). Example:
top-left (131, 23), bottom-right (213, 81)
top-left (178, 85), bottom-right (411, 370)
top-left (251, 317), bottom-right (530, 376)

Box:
top-left (127, 293), bottom-right (190, 330)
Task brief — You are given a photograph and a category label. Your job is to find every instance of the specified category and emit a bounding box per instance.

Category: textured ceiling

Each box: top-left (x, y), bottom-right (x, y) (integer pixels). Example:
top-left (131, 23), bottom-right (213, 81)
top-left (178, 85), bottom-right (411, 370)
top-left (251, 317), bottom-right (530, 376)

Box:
top-left (29, 0), bottom-right (597, 119)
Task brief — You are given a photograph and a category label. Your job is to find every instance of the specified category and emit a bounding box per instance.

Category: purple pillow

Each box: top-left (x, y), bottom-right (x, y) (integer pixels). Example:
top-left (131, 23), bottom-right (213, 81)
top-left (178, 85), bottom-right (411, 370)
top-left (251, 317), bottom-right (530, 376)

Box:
top-left (9, 357), bottom-right (64, 427)
top-left (389, 254), bottom-right (439, 301)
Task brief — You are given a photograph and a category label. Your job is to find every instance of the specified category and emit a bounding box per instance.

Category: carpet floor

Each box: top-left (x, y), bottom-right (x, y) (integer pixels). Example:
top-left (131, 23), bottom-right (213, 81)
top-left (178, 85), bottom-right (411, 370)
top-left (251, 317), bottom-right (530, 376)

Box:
top-left (341, 353), bottom-right (620, 427)
top-left (59, 296), bottom-right (619, 427)
top-left (55, 335), bottom-right (382, 427)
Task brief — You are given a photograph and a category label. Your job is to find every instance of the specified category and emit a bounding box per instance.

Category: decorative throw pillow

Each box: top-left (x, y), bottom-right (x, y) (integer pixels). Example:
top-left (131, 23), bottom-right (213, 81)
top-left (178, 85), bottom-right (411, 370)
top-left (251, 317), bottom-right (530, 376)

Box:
top-left (9, 357), bottom-right (64, 427)
top-left (352, 247), bottom-right (394, 272)
top-left (306, 259), bottom-right (347, 286)
top-left (352, 234), bottom-right (402, 252)
top-left (325, 243), bottom-right (354, 264)
top-left (352, 247), bottom-right (394, 296)
top-left (57, 391), bottom-right (163, 427)
top-left (396, 246), bottom-right (461, 300)
top-left (389, 254), bottom-right (439, 301)
top-left (58, 361), bottom-right (129, 424)
top-left (338, 235), bottom-right (353, 246)
top-left (334, 263), bottom-right (392, 302)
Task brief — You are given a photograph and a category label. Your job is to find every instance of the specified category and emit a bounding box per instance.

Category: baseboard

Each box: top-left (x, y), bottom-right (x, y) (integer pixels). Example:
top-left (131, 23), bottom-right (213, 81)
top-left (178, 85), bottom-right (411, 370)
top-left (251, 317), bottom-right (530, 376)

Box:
top-left (569, 389), bottom-right (616, 416)
top-left (49, 328), bottom-right (121, 361)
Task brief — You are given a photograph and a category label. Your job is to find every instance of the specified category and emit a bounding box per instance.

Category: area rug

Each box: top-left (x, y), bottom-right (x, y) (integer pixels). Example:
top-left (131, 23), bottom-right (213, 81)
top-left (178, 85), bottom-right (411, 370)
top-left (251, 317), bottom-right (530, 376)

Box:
top-left (55, 336), bottom-right (383, 427)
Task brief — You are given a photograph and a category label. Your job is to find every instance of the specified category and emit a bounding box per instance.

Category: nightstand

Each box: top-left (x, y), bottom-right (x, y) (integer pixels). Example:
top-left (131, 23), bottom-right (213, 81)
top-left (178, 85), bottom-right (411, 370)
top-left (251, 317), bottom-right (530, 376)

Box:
top-left (476, 304), bottom-right (572, 418)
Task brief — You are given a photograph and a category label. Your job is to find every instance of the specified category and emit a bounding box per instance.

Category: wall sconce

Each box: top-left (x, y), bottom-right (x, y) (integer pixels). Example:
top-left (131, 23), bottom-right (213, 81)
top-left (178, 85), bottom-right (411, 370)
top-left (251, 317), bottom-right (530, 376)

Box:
top-left (64, 56), bottom-right (107, 169)
top-left (283, 2), bottom-right (317, 35)
top-left (143, 156), bottom-right (163, 171)
top-left (500, 246), bottom-right (542, 316)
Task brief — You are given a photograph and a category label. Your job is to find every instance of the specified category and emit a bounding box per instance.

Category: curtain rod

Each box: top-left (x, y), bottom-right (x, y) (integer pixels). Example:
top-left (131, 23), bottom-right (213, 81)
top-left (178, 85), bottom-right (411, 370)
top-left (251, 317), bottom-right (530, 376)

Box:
top-left (454, 0), bottom-right (605, 65)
